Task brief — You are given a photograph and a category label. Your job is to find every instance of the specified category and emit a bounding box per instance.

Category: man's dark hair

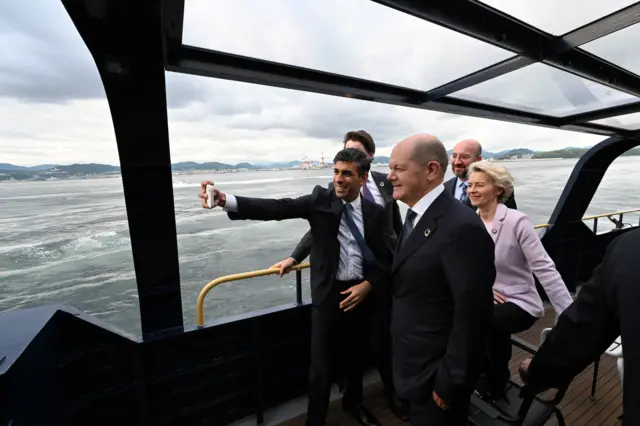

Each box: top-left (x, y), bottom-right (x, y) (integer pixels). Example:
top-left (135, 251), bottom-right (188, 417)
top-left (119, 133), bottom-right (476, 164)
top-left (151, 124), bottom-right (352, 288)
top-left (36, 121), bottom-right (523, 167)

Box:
top-left (343, 130), bottom-right (375, 156)
top-left (333, 148), bottom-right (371, 177)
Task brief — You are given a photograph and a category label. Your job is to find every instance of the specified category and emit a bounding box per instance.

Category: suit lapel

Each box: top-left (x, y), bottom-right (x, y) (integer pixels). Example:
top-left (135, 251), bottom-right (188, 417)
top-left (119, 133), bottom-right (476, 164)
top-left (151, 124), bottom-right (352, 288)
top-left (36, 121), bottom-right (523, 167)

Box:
top-left (361, 197), bottom-right (377, 246)
top-left (489, 203), bottom-right (507, 243)
top-left (371, 171), bottom-right (392, 203)
top-left (330, 192), bottom-right (343, 220)
top-left (392, 192), bottom-right (448, 273)
top-left (445, 177), bottom-right (456, 196)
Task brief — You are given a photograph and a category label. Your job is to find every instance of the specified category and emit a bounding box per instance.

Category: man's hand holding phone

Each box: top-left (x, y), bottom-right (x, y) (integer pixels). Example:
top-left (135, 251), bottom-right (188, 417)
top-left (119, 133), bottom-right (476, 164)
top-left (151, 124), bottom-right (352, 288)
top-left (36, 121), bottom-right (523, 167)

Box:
top-left (199, 180), bottom-right (226, 209)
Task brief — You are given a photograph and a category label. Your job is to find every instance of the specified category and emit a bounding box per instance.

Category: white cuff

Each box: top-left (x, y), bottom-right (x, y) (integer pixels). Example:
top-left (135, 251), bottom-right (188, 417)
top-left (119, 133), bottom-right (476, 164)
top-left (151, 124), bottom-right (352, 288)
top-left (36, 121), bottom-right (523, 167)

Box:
top-left (222, 194), bottom-right (238, 212)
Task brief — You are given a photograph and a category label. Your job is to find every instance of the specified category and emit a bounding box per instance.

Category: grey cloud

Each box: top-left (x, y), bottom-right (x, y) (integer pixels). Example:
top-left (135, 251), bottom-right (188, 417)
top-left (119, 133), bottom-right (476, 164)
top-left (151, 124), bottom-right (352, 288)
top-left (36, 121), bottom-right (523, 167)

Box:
top-left (0, 0), bottom-right (105, 103)
top-left (0, 0), bottom-right (630, 166)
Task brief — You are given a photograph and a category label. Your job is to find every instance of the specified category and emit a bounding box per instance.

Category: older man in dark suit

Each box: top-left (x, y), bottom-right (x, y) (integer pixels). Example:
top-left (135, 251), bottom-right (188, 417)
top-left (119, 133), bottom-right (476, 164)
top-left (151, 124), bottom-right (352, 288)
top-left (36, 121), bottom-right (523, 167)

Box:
top-left (272, 130), bottom-right (408, 421)
top-left (388, 134), bottom-right (496, 426)
top-left (445, 138), bottom-right (517, 210)
top-left (200, 148), bottom-right (395, 426)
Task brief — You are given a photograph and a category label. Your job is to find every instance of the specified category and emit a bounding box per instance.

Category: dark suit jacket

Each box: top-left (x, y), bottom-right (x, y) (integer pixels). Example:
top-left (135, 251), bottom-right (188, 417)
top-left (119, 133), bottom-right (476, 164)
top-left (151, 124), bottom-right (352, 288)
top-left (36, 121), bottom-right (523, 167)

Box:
top-left (227, 185), bottom-right (395, 306)
top-left (390, 190), bottom-right (496, 406)
top-left (527, 228), bottom-right (640, 425)
top-left (444, 176), bottom-right (518, 210)
top-left (290, 171), bottom-right (401, 263)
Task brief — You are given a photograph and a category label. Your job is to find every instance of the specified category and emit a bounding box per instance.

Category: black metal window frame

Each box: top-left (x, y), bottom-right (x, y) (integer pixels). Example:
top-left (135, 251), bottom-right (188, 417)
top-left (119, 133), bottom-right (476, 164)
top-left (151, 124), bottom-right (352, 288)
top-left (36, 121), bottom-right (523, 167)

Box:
top-left (162, 0), bottom-right (640, 138)
top-left (61, 0), bottom-right (640, 339)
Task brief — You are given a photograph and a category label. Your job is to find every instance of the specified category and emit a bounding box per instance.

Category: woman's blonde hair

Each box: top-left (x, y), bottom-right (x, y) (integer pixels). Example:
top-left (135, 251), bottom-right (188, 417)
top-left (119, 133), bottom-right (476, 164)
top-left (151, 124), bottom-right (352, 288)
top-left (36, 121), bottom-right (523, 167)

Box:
top-left (467, 160), bottom-right (515, 203)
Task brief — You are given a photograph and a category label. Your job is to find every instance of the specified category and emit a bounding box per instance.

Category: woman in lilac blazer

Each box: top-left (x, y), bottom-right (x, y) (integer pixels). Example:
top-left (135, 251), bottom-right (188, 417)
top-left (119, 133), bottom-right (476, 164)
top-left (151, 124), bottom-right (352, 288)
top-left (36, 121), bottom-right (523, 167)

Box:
top-left (466, 160), bottom-right (573, 399)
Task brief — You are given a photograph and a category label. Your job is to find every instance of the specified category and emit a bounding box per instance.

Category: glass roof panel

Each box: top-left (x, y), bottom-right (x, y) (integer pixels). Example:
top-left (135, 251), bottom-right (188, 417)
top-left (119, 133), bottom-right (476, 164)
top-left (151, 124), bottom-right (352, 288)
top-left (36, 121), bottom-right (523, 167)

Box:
top-left (581, 23), bottom-right (640, 76)
top-left (591, 112), bottom-right (640, 130)
top-left (479, 0), bottom-right (638, 36)
top-left (182, 0), bottom-right (513, 91)
top-left (449, 63), bottom-right (639, 117)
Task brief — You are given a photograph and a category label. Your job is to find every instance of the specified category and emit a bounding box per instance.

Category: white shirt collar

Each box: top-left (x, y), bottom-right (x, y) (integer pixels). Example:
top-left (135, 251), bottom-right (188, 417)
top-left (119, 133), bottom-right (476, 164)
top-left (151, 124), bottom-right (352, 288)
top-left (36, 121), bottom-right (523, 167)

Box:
top-left (341, 193), bottom-right (363, 210)
top-left (457, 177), bottom-right (468, 187)
top-left (409, 184), bottom-right (445, 218)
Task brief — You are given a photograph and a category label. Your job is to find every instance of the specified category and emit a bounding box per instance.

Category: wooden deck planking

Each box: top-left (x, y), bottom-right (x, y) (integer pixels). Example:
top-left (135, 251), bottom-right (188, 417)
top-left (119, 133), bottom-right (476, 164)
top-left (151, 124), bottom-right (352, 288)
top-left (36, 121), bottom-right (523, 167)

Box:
top-left (278, 307), bottom-right (623, 426)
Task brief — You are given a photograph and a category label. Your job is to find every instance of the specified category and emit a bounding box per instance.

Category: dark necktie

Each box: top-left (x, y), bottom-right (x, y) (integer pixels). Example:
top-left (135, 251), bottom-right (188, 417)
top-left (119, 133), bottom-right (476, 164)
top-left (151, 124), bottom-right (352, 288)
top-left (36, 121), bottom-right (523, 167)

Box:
top-left (459, 183), bottom-right (468, 203)
top-left (398, 209), bottom-right (417, 249)
top-left (343, 203), bottom-right (378, 267)
top-left (362, 182), bottom-right (375, 202)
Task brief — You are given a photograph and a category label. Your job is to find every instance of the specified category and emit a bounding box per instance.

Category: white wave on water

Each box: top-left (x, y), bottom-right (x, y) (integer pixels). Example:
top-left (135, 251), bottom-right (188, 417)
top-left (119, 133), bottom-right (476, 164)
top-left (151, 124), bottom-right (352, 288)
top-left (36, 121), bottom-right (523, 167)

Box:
top-left (0, 246), bottom-right (130, 279)
top-left (0, 192), bottom-right (85, 201)
top-left (1, 270), bottom-right (137, 307)
top-left (0, 230), bottom-right (125, 256)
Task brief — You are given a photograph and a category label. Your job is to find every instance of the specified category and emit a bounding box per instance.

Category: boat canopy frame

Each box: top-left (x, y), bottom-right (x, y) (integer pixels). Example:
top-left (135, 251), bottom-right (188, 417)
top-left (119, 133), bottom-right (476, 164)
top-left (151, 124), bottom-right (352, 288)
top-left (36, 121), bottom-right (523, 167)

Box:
top-left (61, 0), bottom-right (640, 339)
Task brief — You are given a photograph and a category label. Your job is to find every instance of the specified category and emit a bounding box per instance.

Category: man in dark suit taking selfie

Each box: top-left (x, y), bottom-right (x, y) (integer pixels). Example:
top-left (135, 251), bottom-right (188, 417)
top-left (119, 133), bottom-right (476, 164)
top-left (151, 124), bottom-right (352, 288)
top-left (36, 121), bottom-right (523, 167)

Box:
top-left (199, 148), bottom-right (395, 426)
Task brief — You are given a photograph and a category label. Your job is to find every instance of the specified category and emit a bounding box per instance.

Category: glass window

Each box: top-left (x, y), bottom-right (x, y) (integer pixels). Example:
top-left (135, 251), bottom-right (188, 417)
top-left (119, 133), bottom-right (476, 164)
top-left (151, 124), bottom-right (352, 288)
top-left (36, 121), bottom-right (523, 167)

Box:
top-left (591, 112), bottom-right (640, 130)
top-left (449, 63), bottom-right (639, 117)
top-left (182, 0), bottom-right (514, 91)
top-left (581, 23), bottom-right (640, 76)
top-left (479, 0), bottom-right (637, 35)
top-left (0, 0), bottom-right (140, 336)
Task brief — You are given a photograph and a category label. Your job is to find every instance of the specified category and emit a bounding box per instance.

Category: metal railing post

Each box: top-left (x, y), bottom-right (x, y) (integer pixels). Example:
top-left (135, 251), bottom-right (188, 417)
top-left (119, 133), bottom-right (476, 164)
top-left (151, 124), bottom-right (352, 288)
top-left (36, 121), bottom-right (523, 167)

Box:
top-left (295, 270), bottom-right (303, 305)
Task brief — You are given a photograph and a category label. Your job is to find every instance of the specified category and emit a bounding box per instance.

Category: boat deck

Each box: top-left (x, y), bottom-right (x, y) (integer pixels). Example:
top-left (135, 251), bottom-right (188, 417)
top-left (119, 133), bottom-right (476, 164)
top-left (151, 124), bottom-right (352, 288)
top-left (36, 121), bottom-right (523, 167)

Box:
top-left (278, 308), bottom-right (623, 426)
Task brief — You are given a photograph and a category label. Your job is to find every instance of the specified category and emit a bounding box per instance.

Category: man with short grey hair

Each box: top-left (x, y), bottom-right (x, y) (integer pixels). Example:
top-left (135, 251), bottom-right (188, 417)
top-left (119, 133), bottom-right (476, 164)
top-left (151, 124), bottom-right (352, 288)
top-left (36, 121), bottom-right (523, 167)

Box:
top-left (387, 134), bottom-right (496, 426)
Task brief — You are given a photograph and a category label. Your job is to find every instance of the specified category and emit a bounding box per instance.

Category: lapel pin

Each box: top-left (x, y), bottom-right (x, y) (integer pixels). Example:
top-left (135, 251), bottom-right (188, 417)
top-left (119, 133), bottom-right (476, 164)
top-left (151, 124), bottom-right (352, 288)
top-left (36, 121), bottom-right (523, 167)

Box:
top-left (424, 228), bottom-right (431, 238)
top-left (379, 182), bottom-right (384, 186)
top-left (492, 229), bottom-right (497, 234)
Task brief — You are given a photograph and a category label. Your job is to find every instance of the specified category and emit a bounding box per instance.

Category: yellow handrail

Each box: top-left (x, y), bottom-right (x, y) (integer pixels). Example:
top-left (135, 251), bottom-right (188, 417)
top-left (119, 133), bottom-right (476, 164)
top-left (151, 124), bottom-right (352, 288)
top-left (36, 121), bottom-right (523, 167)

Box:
top-left (197, 208), bottom-right (640, 326)
top-left (196, 262), bottom-right (310, 327)
top-left (533, 208), bottom-right (640, 229)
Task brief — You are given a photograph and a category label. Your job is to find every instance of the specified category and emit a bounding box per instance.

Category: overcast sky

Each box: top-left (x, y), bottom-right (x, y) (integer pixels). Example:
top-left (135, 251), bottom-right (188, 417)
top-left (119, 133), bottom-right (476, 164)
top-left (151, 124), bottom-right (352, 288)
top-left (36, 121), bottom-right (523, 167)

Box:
top-left (1, 0), bottom-right (639, 166)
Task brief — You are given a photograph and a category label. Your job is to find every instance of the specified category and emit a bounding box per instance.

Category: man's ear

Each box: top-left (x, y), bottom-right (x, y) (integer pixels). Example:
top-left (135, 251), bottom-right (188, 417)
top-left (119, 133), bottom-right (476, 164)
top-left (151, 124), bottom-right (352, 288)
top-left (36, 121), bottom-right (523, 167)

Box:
top-left (426, 161), bottom-right (440, 181)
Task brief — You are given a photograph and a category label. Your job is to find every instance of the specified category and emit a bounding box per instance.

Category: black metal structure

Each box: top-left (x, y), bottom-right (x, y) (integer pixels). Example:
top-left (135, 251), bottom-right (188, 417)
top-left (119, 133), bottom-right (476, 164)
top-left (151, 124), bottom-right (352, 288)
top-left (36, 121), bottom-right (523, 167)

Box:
top-left (2, 1), bottom-right (640, 425)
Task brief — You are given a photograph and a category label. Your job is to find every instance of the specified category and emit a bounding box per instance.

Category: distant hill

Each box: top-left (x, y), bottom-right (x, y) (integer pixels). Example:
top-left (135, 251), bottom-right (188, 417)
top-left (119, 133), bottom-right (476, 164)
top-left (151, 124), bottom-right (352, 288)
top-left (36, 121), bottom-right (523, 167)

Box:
top-left (0, 163), bottom-right (57, 171)
top-left (534, 146), bottom-right (640, 159)
top-left (0, 163), bottom-right (25, 171)
top-left (0, 163), bottom-right (120, 181)
top-left (3, 146), bottom-right (640, 182)
top-left (172, 161), bottom-right (233, 171)
top-left (494, 148), bottom-right (535, 160)
top-left (171, 161), bottom-right (257, 171)
top-left (252, 160), bottom-right (302, 168)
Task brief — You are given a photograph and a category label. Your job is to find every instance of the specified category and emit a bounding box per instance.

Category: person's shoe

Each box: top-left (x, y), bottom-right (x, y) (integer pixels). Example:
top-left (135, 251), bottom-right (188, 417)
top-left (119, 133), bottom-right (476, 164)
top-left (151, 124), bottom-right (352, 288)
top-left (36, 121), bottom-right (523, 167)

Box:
top-left (387, 393), bottom-right (409, 421)
top-left (475, 374), bottom-right (508, 402)
top-left (342, 403), bottom-right (380, 426)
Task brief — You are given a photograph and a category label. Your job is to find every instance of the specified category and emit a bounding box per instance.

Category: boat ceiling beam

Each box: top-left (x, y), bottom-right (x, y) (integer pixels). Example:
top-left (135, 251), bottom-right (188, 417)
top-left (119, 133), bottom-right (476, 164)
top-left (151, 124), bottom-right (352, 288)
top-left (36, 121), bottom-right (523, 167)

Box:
top-left (372, 0), bottom-right (640, 99)
top-left (561, 2), bottom-right (640, 47)
top-left (167, 45), bottom-right (631, 138)
top-left (161, 0), bottom-right (185, 62)
top-left (558, 100), bottom-right (640, 126)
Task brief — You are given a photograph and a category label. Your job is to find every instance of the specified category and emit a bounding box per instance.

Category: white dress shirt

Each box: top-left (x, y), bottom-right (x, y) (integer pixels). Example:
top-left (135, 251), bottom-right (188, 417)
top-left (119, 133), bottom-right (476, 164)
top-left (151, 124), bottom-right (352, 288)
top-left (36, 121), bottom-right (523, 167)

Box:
top-left (365, 173), bottom-right (385, 207)
top-left (453, 178), bottom-right (468, 202)
top-left (222, 192), bottom-right (366, 281)
top-left (407, 184), bottom-right (445, 229)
